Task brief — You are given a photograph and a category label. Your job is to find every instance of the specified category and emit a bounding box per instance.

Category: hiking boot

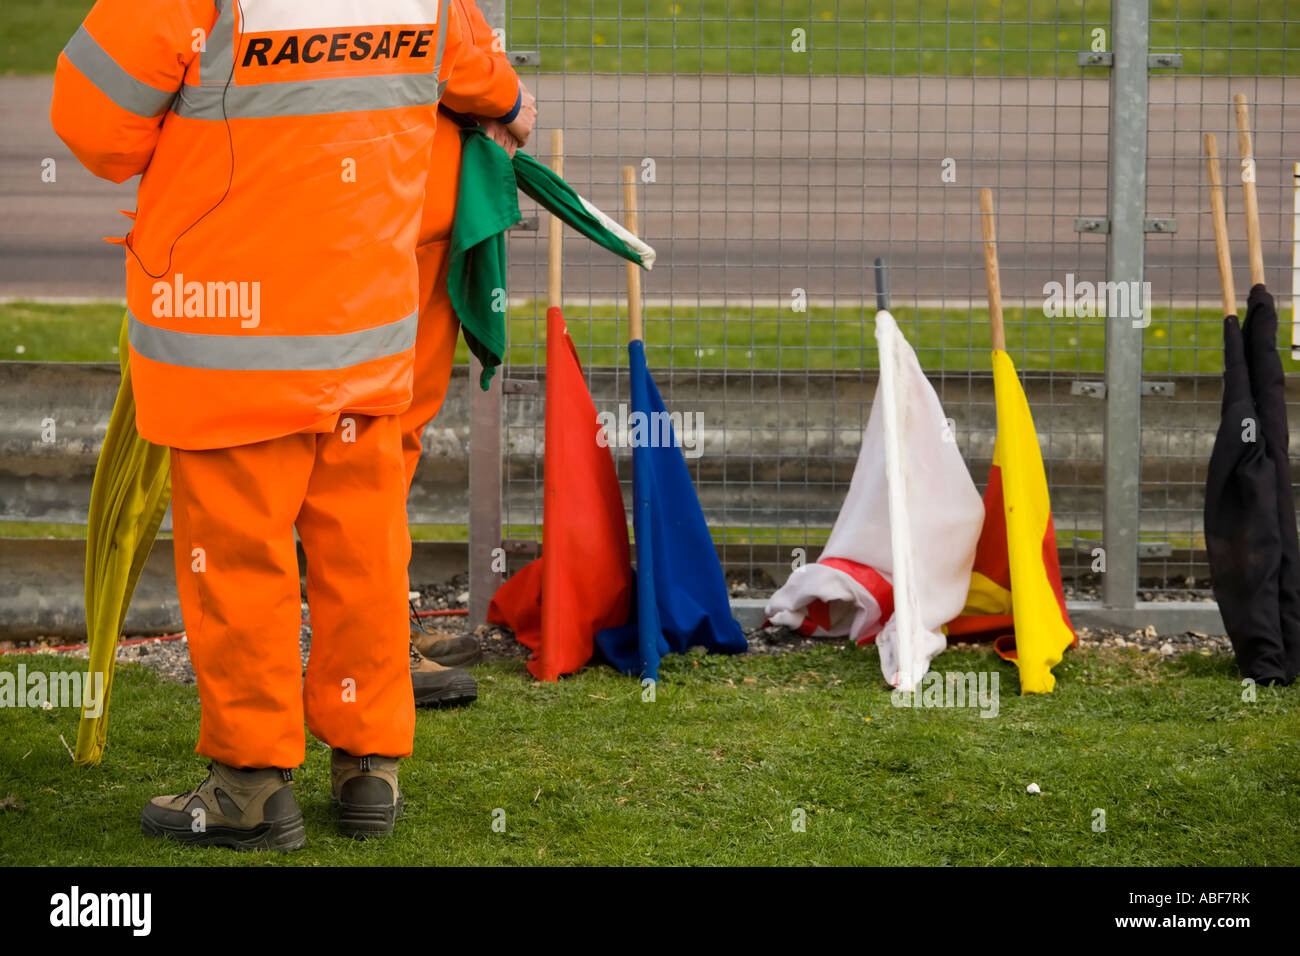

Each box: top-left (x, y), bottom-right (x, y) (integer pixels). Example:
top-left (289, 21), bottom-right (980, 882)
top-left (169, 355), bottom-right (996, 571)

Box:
top-left (410, 627), bottom-right (482, 666)
top-left (411, 655), bottom-right (478, 708)
top-left (331, 750), bottom-right (402, 838)
top-left (140, 762), bottom-right (306, 851)
top-left (409, 606), bottom-right (483, 666)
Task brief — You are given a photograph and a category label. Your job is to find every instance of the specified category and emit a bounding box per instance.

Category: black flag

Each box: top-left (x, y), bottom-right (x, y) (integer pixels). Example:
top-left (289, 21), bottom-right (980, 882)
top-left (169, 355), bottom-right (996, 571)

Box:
top-left (1204, 292), bottom-right (1298, 685)
top-left (1241, 284), bottom-right (1300, 680)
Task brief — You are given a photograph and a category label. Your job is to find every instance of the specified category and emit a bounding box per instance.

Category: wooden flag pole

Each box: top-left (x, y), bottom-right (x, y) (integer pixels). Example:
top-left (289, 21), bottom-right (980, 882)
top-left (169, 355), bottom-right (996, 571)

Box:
top-left (1205, 133), bottom-right (1238, 317)
top-left (623, 165), bottom-right (644, 343)
top-left (979, 187), bottom-right (1006, 351)
top-left (1233, 93), bottom-right (1266, 288)
top-left (548, 128), bottom-right (564, 310)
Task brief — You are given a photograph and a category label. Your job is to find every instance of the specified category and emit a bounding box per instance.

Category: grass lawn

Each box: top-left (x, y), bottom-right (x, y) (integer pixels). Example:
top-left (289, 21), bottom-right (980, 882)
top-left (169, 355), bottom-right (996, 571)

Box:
top-left (5, 298), bottom-right (1296, 375)
top-left (0, 644), bottom-right (1297, 865)
top-left (3, 1), bottom-right (1292, 76)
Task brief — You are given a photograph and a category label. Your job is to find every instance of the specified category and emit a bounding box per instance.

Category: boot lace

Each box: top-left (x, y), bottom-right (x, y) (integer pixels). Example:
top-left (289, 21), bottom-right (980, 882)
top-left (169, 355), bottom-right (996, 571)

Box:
top-left (410, 597), bottom-right (435, 636)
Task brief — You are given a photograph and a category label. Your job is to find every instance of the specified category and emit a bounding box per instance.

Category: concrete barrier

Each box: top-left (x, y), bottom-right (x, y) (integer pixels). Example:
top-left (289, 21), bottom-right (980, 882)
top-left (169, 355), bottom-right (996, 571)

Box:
top-left (0, 537), bottom-right (470, 639)
top-left (5, 360), bottom-right (1283, 535)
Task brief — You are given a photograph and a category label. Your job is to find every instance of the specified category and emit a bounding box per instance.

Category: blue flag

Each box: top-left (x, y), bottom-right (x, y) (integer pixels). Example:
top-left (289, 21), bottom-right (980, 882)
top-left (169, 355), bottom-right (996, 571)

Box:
top-left (595, 341), bottom-right (748, 680)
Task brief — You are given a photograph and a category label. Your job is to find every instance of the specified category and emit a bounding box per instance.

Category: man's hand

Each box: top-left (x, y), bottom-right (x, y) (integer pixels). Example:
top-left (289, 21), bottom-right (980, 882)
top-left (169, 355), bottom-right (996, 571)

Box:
top-left (480, 118), bottom-right (521, 158)
top-left (505, 83), bottom-right (537, 146)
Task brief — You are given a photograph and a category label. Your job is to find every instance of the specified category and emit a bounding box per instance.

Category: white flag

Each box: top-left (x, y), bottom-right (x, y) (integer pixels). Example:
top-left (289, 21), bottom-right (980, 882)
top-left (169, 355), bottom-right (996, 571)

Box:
top-left (765, 310), bottom-right (984, 691)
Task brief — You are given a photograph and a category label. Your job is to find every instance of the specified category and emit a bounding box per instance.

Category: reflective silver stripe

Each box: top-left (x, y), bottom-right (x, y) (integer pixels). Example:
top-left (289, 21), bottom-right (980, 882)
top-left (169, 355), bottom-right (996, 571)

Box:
top-left (62, 25), bottom-right (176, 118)
top-left (200, 0), bottom-right (235, 87)
top-left (128, 310), bottom-right (417, 372)
top-left (173, 71), bottom-right (442, 119)
top-left (432, 0), bottom-right (451, 94)
top-left (181, 0), bottom-right (452, 120)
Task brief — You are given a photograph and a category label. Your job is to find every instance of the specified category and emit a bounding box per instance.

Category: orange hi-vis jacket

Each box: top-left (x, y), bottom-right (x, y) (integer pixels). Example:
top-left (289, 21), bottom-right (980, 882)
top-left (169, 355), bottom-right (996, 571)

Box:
top-left (51, 0), bottom-right (520, 450)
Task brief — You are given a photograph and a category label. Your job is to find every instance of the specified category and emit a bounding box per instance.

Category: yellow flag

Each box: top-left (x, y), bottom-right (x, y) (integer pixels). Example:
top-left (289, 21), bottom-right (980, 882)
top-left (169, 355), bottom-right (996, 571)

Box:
top-left (76, 314), bottom-right (171, 764)
top-left (948, 350), bottom-right (1076, 693)
top-left (992, 349), bottom-right (1075, 692)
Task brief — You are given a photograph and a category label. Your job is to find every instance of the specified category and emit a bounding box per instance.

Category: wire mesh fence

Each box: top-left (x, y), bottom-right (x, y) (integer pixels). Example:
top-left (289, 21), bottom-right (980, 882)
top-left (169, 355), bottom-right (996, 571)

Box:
top-left (1141, 32), bottom-right (1299, 592)
top-left (478, 0), bottom-right (1299, 608)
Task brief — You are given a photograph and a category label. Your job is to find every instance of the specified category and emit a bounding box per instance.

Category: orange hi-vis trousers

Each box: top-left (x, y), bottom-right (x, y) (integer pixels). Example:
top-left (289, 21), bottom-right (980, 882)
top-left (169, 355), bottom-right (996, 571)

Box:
top-left (170, 414), bottom-right (414, 769)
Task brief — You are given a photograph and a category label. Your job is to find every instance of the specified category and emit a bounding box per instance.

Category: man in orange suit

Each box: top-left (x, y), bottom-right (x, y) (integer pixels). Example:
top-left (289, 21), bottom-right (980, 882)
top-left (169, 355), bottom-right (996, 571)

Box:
top-left (52, 0), bottom-right (534, 848)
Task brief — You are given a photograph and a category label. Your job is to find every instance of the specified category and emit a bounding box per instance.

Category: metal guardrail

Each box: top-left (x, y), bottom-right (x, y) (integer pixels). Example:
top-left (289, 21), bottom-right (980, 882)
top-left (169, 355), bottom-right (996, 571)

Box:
top-left (0, 537), bottom-right (471, 640)
top-left (0, 531), bottom-right (1222, 640)
top-left (9, 359), bottom-right (1292, 538)
top-left (0, 361), bottom-right (473, 527)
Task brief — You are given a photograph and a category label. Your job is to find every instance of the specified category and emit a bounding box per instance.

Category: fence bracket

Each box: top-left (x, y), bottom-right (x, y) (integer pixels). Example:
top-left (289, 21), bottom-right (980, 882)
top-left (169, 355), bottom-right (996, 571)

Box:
top-left (1076, 51), bottom-right (1114, 67)
top-left (1074, 50), bottom-right (1182, 72)
top-left (1076, 217), bottom-right (1176, 234)
top-left (1143, 217), bottom-right (1178, 233)
top-left (507, 50), bottom-right (540, 67)
top-left (1071, 381), bottom-right (1175, 400)
top-left (502, 539), bottom-right (540, 556)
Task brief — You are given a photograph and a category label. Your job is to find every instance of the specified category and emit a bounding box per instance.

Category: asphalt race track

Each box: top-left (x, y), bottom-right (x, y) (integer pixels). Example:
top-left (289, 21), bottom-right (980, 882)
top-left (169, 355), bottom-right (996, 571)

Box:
top-left (2, 74), bottom-right (1296, 307)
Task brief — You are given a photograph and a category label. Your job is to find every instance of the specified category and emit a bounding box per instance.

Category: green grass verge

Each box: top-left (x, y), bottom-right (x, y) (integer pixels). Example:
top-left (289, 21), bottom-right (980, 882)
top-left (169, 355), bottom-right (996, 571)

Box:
top-left (4, 1), bottom-right (1292, 76)
top-left (1, 645), bottom-right (1297, 865)
top-left (508, 0), bottom-right (1296, 76)
top-left (4, 298), bottom-right (1297, 375)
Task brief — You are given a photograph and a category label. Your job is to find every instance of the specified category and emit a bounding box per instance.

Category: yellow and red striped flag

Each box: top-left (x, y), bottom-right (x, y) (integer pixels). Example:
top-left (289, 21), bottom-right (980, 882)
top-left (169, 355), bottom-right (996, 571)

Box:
top-left (947, 349), bottom-right (1076, 694)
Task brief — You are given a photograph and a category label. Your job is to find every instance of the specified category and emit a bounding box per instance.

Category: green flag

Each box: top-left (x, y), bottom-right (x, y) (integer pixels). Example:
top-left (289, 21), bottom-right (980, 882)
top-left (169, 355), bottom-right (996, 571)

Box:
top-left (447, 124), bottom-right (656, 390)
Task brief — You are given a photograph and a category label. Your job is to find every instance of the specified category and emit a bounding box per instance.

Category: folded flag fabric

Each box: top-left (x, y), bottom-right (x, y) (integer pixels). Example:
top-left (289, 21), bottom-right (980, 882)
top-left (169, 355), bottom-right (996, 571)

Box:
top-left (947, 349), bottom-right (1076, 694)
top-left (1241, 284), bottom-right (1300, 682)
top-left (765, 310), bottom-right (984, 691)
top-left (447, 124), bottom-right (522, 390)
top-left (513, 150), bottom-right (655, 269)
top-left (1205, 286), bottom-right (1298, 684)
top-left (593, 340), bottom-right (747, 681)
top-left (77, 313), bottom-right (172, 764)
top-left (486, 307), bottom-right (634, 680)
top-left (446, 119), bottom-right (655, 390)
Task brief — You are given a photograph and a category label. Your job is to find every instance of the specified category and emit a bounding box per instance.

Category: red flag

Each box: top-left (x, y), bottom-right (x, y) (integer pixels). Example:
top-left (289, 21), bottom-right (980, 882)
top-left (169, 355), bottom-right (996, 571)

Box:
top-left (487, 307), bottom-right (633, 680)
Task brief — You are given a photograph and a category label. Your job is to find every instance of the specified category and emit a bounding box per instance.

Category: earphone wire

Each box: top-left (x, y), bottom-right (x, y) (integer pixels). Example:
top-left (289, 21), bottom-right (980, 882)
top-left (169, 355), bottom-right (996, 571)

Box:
top-left (124, 0), bottom-right (245, 279)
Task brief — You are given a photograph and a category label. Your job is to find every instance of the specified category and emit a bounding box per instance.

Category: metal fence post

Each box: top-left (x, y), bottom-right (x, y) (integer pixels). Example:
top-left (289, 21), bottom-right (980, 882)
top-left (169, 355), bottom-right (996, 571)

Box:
top-left (467, 362), bottom-right (502, 626)
top-left (466, 0), bottom-right (507, 627)
top-left (1101, 0), bottom-right (1150, 610)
